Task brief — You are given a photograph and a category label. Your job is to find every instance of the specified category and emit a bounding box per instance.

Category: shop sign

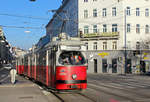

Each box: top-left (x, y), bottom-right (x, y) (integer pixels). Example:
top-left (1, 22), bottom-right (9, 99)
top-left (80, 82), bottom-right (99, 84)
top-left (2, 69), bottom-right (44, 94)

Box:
top-left (144, 57), bottom-right (149, 60)
top-left (98, 52), bottom-right (109, 58)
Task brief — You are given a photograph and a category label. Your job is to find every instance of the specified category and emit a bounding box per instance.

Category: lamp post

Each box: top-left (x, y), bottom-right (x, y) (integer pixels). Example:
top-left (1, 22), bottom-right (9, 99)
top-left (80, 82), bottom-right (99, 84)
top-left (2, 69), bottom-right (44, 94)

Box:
top-left (124, 8), bottom-right (127, 74)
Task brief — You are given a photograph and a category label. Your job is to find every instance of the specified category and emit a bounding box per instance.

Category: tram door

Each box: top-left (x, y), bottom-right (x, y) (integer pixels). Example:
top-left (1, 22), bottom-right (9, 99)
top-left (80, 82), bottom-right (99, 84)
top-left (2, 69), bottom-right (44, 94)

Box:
top-left (94, 59), bottom-right (97, 73)
top-left (48, 50), bottom-right (56, 88)
top-left (102, 59), bottom-right (107, 73)
top-left (112, 59), bottom-right (117, 73)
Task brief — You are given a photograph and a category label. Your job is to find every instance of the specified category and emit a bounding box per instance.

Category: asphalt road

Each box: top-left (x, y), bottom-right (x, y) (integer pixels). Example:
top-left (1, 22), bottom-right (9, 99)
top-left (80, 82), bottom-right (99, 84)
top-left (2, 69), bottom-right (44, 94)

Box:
top-left (1, 67), bottom-right (150, 102)
top-left (85, 74), bottom-right (150, 102)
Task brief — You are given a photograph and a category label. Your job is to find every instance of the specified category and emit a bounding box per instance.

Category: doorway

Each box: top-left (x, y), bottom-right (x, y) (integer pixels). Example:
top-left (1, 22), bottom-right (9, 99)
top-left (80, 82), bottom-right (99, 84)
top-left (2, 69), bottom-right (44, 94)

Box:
top-left (102, 59), bottom-right (107, 73)
top-left (140, 61), bottom-right (146, 73)
top-left (94, 59), bottom-right (97, 73)
top-left (112, 59), bottom-right (117, 73)
top-left (126, 59), bottom-right (132, 73)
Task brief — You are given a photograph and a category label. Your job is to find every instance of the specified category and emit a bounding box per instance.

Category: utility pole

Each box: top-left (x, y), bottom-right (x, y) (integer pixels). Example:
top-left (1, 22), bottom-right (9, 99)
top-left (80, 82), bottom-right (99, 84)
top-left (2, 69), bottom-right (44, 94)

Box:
top-left (124, 9), bottom-right (127, 74)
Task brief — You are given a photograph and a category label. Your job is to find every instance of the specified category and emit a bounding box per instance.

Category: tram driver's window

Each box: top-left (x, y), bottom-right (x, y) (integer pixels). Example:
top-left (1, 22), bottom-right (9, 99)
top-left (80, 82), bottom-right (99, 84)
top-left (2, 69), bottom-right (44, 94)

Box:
top-left (58, 51), bottom-right (86, 65)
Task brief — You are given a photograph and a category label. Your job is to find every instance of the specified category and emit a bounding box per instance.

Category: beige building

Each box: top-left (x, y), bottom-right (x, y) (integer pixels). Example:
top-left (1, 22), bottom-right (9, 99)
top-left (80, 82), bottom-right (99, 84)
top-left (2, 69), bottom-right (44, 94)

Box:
top-left (46, 0), bottom-right (150, 74)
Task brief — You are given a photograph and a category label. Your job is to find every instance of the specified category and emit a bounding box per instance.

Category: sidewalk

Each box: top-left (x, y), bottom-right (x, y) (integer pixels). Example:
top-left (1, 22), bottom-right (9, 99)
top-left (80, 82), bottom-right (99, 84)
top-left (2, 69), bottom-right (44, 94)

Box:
top-left (0, 68), bottom-right (60, 102)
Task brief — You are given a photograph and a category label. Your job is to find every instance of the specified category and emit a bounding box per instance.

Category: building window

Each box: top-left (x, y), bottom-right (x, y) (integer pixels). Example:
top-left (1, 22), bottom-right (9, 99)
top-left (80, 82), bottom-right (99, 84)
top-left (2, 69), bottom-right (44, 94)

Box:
top-left (145, 42), bottom-right (149, 49)
top-left (112, 24), bottom-right (117, 32)
top-left (93, 9), bottom-right (97, 17)
top-left (93, 42), bottom-right (97, 50)
top-left (127, 24), bottom-right (131, 33)
top-left (136, 24), bottom-right (140, 33)
top-left (84, 26), bottom-right (89, 34)
top-left (112, 41), bottom-right (117, 50)
top-left (84, 10), bottom-right (88, 18)
top-left (102, 8), bottom-right (107, 17)
top-left (136, 8), bottom-right (140, 16)
top-left (136, 42), bottom-right (140, 49)
top-left (93, 25), bottom-right (98, 33)
top-left (103, 24), bottom-right (107, 32)
top-left (145, 8), bottom-right (149, 17)
top-left (84, 0), bottom-right (88, 2)
top-left (103, 42), bottom-right (107, 50)
top-left (85, 42), bottom-right (88, 50)
top-left (126, 7), bottom-right (131, 16)
top-left (112, 7), bottom-right (117, 16)
top-left (145, 25), bottom-right (149, 34)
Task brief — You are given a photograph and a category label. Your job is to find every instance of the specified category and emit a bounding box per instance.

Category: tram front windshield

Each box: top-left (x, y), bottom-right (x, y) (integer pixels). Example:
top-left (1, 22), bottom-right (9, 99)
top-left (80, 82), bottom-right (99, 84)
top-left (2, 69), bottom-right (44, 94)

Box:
top-left (58, 51), bottom-right (86, 65)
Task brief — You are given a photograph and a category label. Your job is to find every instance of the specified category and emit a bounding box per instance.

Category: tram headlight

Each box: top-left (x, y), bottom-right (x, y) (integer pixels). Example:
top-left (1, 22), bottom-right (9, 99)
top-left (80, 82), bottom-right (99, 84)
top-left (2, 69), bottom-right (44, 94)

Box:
top-left (72, 74), bottom-right (77, 80)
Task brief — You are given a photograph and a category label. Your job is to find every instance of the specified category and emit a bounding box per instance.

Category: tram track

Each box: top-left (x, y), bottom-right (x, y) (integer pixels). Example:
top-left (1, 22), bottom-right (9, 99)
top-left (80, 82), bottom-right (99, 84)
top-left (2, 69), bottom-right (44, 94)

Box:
top-left (87, 80), bottom-right (150, 102)
top-left (53, 92), bottom-right (96, 102)
top-left (88, 79), bottom-right (150, 99)
top-left (39, 85), bottom-right (95, 102)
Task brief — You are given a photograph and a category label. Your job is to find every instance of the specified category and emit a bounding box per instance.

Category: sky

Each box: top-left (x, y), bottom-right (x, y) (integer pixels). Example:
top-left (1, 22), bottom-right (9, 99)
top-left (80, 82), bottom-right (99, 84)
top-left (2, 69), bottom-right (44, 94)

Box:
top-left (0, 0), bottom-right (62, 50)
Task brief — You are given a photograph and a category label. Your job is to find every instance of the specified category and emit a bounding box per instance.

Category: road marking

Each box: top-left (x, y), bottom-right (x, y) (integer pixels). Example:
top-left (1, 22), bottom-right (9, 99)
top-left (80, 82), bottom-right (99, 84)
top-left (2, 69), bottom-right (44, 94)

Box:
top-left (38, 86), bottom-right (43, 89)
top-left (42, 90), bottom-right (50, 96)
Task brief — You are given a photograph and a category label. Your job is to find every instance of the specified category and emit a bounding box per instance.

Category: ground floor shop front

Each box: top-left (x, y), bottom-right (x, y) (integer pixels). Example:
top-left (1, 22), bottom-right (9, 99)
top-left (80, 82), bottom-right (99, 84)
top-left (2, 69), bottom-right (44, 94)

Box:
top-left (86, 50), bottom-right (150, 74)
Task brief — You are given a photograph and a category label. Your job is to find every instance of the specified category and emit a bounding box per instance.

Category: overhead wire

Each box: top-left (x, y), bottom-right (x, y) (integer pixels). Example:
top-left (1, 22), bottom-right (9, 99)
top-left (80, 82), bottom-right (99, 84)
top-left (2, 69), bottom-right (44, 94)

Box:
top-left (0, 13), bottom-right (49, 20)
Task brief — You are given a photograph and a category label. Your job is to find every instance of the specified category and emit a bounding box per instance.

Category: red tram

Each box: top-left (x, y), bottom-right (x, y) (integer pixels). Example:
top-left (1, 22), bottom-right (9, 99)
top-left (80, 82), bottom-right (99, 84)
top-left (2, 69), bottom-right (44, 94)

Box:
top-left (16, 36), bottom-right (87, 91)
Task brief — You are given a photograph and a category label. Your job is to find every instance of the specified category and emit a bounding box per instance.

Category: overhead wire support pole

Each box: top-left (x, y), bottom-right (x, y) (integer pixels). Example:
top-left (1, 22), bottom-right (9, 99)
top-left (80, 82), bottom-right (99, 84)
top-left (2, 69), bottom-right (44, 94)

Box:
top-left (124, 8), bottom-right (127, 74)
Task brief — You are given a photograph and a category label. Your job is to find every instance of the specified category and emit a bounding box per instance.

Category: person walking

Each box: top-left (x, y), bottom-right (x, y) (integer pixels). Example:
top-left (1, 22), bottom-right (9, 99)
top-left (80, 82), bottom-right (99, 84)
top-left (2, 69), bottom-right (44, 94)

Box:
top-left (10, 69), bottom-right (17, 84)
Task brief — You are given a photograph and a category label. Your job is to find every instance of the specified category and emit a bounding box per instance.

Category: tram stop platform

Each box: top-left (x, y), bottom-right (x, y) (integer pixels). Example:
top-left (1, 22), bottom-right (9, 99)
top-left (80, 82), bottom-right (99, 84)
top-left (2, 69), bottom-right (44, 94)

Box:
top-left (0, 68), bottom-right (60, 102)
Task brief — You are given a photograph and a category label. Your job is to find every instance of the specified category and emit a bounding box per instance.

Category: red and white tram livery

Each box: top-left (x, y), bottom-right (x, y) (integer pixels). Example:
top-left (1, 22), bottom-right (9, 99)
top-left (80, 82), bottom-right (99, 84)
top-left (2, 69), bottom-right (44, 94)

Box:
top-left (16, 35), bottom-right (87, 91)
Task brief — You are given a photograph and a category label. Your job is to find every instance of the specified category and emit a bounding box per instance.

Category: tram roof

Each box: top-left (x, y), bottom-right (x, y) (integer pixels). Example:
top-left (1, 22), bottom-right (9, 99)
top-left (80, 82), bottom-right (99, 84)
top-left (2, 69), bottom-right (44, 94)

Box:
top-left (46, 39), bottom-right (85, 47)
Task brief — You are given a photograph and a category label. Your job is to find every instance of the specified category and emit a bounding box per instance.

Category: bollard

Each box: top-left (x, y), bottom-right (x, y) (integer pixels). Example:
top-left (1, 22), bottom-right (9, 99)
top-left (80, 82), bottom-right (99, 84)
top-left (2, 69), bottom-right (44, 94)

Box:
top-left (10, 69), bottom-right (17, 84)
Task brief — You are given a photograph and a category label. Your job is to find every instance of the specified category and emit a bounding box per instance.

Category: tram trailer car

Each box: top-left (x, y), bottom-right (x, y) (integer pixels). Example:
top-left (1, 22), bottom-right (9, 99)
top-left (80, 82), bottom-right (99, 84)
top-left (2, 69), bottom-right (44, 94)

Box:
top-left (16, 56), bottom-right (24, 75)
top-left (16, 38), bottom-right (87, 91)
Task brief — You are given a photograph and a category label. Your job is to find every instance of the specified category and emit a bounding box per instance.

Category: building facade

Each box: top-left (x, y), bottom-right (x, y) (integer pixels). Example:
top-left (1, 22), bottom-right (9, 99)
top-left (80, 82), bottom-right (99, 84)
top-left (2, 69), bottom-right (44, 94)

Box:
top-left (0, 27), bottom-right (12, 68)
top-left (46, 0), bottom-right (150, 74)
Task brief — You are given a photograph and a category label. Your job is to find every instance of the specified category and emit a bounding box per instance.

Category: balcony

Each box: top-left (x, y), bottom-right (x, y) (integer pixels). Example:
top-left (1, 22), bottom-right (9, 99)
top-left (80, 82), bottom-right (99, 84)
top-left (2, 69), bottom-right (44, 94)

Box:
top-left (80, 32), bottom-right (119, 40)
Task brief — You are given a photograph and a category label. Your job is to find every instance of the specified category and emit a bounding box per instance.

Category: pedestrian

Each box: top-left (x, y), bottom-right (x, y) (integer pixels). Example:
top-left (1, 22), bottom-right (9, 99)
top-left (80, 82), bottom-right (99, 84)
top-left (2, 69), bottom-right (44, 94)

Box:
top-left (10, 69), bottom-right (17, 84)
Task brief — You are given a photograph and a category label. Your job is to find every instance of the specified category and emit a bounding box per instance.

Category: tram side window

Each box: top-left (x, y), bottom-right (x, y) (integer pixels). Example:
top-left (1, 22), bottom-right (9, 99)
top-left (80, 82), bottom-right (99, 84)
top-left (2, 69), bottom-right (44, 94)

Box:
top-left (24, 56), bottom-right (28, 66)
top-left (39, 51), bottom-right (46, 66)
top-left (58, 51), bottom-right (86, 65)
